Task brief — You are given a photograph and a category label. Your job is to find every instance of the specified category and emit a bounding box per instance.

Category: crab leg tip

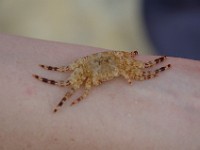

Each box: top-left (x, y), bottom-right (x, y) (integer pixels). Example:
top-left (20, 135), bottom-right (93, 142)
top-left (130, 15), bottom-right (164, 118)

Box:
top-left (38, 64), bottom-right (44, 68)
top-left (32, 74), bottom-right (39, 79)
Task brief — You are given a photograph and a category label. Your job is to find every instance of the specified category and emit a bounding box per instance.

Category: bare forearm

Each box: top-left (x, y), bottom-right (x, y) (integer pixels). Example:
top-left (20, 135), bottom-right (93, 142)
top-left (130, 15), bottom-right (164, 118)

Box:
top-left (0, 34), bottom-right (200, 150)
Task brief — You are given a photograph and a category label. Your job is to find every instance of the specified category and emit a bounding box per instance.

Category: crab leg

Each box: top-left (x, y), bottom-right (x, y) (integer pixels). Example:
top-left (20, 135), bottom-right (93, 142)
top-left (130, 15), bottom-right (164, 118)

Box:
top-left (33, 74), bottom-right (71, 87)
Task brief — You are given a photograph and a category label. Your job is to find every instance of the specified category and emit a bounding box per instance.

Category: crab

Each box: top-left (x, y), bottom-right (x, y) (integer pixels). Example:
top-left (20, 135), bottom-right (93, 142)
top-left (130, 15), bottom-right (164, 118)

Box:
top-left (33, 50), bottom-right (171, 112)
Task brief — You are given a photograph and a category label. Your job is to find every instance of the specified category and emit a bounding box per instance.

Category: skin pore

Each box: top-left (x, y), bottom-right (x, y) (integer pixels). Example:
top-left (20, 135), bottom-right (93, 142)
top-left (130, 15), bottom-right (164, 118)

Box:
top-left (0, 33), bottom-right (200, 150)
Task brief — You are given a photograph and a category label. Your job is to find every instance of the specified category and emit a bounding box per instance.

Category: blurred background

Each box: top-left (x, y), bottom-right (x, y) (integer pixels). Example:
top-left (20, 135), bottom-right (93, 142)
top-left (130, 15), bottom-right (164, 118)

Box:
top-left (0, 0), bottom-right (199, 59)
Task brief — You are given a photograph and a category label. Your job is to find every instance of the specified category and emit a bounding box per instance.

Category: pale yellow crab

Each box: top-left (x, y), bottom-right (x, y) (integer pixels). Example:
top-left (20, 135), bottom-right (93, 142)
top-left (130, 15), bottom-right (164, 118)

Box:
top-left (33, 50), bottom-right (171, 112)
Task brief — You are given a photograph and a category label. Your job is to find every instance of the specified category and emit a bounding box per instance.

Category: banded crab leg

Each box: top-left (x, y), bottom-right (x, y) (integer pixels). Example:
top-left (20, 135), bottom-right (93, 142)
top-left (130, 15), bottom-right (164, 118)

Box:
top-left (144, 56), bottom-right (167, 68)
top-left (32, 74), bottom-right (71, 87)
top-left (134, 64), bottom-right (171, 80)
top-left (70, 78), bottom-right (92, 106)
top-left (54, 88), bottom-right (75, 112)
top-left (70, 88), bottom-right (90, 106)
top-left (39, 64), bottom-right (71, 72)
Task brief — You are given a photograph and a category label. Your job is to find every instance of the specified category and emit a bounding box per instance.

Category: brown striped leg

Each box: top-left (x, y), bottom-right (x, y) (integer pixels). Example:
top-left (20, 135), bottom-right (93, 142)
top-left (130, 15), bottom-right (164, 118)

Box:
top-left (71, 78), bottom-right (91, 106)
top-left (144, 56), bottom-right (167, 68)
top-left (134, 71), bottom-right (157, 80)
top-left (71, 88), bottom-right (90, 106)
top-left (155, 64), bottom-right (171, 73)
top-left (39, 64), bottom-right (71, 72)
top-left (54, 88), bottom-right (75, 112)
top-left (130, 51), bottom-right (138, 58)
top-left (134, 64), bottom-right (171, 80)
top-left (32, 74), bottom-right (71, 87)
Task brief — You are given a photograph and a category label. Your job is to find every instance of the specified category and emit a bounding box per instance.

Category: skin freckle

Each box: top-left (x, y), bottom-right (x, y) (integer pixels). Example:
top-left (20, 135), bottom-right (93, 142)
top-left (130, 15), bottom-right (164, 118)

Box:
top-left (70, 138), bottom-right (75, 142)
top-left (24, 86), bottom-right (37, 96)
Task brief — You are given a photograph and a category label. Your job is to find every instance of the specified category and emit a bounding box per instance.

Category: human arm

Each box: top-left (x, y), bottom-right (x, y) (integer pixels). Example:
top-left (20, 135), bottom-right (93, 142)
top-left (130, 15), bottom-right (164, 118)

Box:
top-left (0, 34), bottom-right (200, 150)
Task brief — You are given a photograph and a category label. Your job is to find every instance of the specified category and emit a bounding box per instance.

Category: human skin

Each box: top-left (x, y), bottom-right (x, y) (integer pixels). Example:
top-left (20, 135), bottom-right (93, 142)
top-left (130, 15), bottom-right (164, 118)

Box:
top-left (0, 33), bottom-right (200, 150)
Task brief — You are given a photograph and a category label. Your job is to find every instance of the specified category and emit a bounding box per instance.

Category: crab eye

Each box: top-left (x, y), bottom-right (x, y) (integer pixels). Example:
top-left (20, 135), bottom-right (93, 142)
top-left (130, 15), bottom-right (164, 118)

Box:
top-left (130, 51), bottom-right (138, 57)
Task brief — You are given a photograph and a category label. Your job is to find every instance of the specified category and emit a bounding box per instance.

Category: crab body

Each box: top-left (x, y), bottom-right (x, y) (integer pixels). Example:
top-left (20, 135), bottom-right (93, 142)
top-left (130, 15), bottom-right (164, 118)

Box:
top-left (33, 50), bottom-right (171, 112)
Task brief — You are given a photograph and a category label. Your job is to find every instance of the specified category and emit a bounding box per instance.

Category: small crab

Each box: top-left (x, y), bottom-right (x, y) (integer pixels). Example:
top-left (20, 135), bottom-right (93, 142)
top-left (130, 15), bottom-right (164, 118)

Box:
top-left (33, 50), bottom-right (171, 112)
